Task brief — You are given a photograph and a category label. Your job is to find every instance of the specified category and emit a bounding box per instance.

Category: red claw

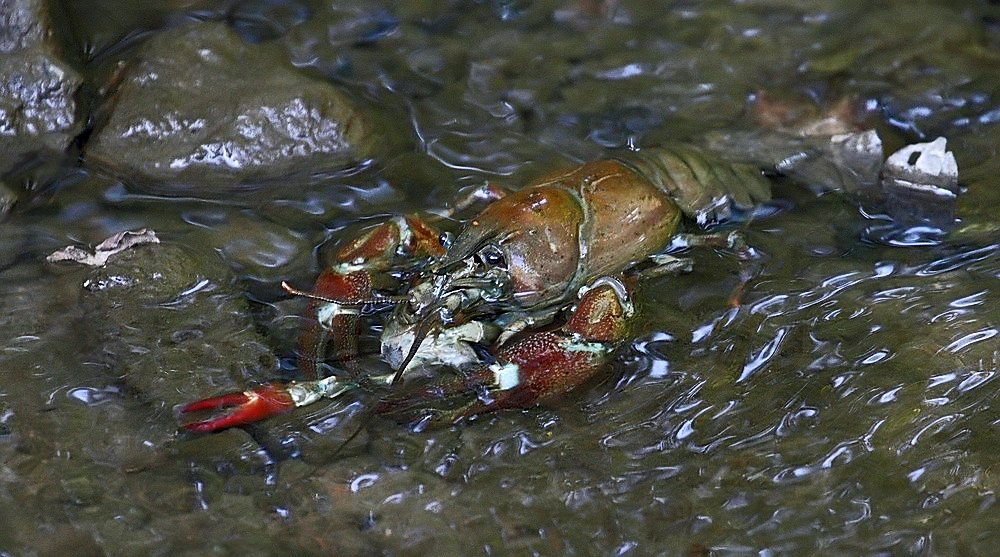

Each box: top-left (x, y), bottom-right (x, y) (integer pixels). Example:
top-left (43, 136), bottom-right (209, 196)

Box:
top-left (179, 383), bottom-right (296, 433)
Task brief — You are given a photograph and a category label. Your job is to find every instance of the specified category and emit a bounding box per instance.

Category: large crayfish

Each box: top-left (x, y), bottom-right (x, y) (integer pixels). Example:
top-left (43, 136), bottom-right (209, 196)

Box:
top-left (179, 145), bottom-right (772, 432)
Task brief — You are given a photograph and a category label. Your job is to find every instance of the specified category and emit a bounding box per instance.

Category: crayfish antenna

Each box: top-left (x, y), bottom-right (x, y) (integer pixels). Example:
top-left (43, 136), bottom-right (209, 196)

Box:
top-left (280, 281), bottom-right (408, 306)
top-left (390, 307), bottom-right (443, 385)
top-left (328, 412), bottom-right (371, 459)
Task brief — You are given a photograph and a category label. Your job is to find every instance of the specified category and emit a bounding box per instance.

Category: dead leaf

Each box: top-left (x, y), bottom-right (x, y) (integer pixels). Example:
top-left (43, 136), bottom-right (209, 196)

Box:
top-left (47, 229), bottom-right (160, 267)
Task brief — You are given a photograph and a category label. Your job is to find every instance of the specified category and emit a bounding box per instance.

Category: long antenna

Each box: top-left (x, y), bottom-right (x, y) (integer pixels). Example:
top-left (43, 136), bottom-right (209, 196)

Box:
top-left (280, 281), bottom-right (408, 306)
top-left (390, 307), bottom-right (444, 385)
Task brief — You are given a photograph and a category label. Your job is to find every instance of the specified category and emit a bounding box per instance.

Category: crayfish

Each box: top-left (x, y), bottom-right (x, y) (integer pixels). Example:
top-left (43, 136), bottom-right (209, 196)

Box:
top-left (179, 144), bottom-right (773, 433)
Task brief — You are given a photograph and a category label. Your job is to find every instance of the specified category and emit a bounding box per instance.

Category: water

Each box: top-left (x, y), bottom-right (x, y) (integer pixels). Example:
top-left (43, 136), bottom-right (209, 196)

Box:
top-left (2, 0), bottom-right (1000, 554)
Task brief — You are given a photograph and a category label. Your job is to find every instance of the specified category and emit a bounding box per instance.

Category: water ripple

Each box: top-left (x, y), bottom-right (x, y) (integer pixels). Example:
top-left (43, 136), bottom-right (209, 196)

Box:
top-left (943, 328), bottom-right (998, 353)
top-left (737, 326), bottom-right (789, 383)
top-left (916, 244), bottom-right (999, 276)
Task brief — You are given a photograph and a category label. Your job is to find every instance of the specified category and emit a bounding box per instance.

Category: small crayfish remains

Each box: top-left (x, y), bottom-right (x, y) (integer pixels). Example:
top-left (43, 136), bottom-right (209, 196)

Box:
top-left (179, 145), bottom-right (773, 433)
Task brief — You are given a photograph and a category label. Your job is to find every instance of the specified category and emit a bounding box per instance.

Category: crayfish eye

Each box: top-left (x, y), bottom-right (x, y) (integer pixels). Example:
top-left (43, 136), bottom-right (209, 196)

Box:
top-left (476, 244), bottom-right (506, 268)
top-left (439, 232), bottom-right (454, 249)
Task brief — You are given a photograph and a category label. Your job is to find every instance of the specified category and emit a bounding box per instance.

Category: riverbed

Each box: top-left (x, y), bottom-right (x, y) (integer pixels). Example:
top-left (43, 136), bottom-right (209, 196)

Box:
top-left (2, 1), bottom-right (999, 554)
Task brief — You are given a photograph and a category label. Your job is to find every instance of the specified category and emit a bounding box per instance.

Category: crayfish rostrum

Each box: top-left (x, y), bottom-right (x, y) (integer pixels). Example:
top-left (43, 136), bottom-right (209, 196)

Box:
top-left (179, 144), bottom-right (773, 433)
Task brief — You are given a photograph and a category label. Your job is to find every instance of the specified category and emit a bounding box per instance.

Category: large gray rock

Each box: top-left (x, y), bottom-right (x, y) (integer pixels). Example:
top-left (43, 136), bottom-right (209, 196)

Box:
top-left (0, 0), bottom-right (80, 174)
top-left (86, 23), bottom-right (388, 189)
top-left (0, 0), bottom-right (48, 52)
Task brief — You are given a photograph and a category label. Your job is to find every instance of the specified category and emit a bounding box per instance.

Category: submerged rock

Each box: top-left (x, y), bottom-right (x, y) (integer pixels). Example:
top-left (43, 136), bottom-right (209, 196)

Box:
top-left (706, 93), bottom-right (886, 196)
top-left (706, 93), bottom-right (964, 244)
top-left (0, 0), bottom-right (81, 175)
top-left (86, 22), bottom-right (388, 190)
top-left (63, 233), bottom-right (277, 411)
top-left (1, 0), bottom-right (48, 51)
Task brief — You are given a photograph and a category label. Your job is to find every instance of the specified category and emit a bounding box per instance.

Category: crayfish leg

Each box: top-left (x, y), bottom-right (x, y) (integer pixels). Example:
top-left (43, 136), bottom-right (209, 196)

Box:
top-left (296, 216), bottom-right (446, 378)
top-left (296, 269), bottom-right (373, 378)
top-left (374, 277), bottom-right (635, 427)
top-left (664, 230), bottom-right (764, 307)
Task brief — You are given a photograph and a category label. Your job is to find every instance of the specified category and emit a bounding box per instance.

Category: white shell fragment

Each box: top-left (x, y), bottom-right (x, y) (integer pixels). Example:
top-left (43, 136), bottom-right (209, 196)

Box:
top-left (882, 137), bottom-right (959, 197)
top-left (46, 228), bottom-right (160, 267)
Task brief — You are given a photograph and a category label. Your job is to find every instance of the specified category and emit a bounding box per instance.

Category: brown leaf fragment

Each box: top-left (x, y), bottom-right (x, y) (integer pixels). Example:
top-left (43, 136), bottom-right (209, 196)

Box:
top-left (47, 229), bottom-right (160, 267)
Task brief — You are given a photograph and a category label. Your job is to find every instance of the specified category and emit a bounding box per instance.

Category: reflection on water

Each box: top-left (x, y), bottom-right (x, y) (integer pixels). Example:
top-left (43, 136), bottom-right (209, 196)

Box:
top-left (1, 0), bottom-right (999, 554)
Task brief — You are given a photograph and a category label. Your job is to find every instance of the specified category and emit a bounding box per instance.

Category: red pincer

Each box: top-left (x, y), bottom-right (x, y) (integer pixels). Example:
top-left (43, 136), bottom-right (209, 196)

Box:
top-left (178, 383), bottom-right (296, 433)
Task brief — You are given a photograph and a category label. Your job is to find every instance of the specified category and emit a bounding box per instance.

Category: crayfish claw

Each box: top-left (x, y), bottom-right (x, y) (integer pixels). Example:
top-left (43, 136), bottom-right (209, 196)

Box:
top-left (179, 384), bottom-right (296, 433)
top-left (177, 391), bottom-right (251, 414)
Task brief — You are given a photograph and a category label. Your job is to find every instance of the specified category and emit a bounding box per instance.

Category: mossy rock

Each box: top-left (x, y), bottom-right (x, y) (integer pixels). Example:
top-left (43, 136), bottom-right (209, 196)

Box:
top-left (86, 22), bottom-right (398, 191)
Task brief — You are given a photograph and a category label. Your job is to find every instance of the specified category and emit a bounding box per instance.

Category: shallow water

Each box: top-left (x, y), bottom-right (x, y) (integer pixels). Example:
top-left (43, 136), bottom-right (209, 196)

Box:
top-left (2, 0), bottom-right (1000, 555)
